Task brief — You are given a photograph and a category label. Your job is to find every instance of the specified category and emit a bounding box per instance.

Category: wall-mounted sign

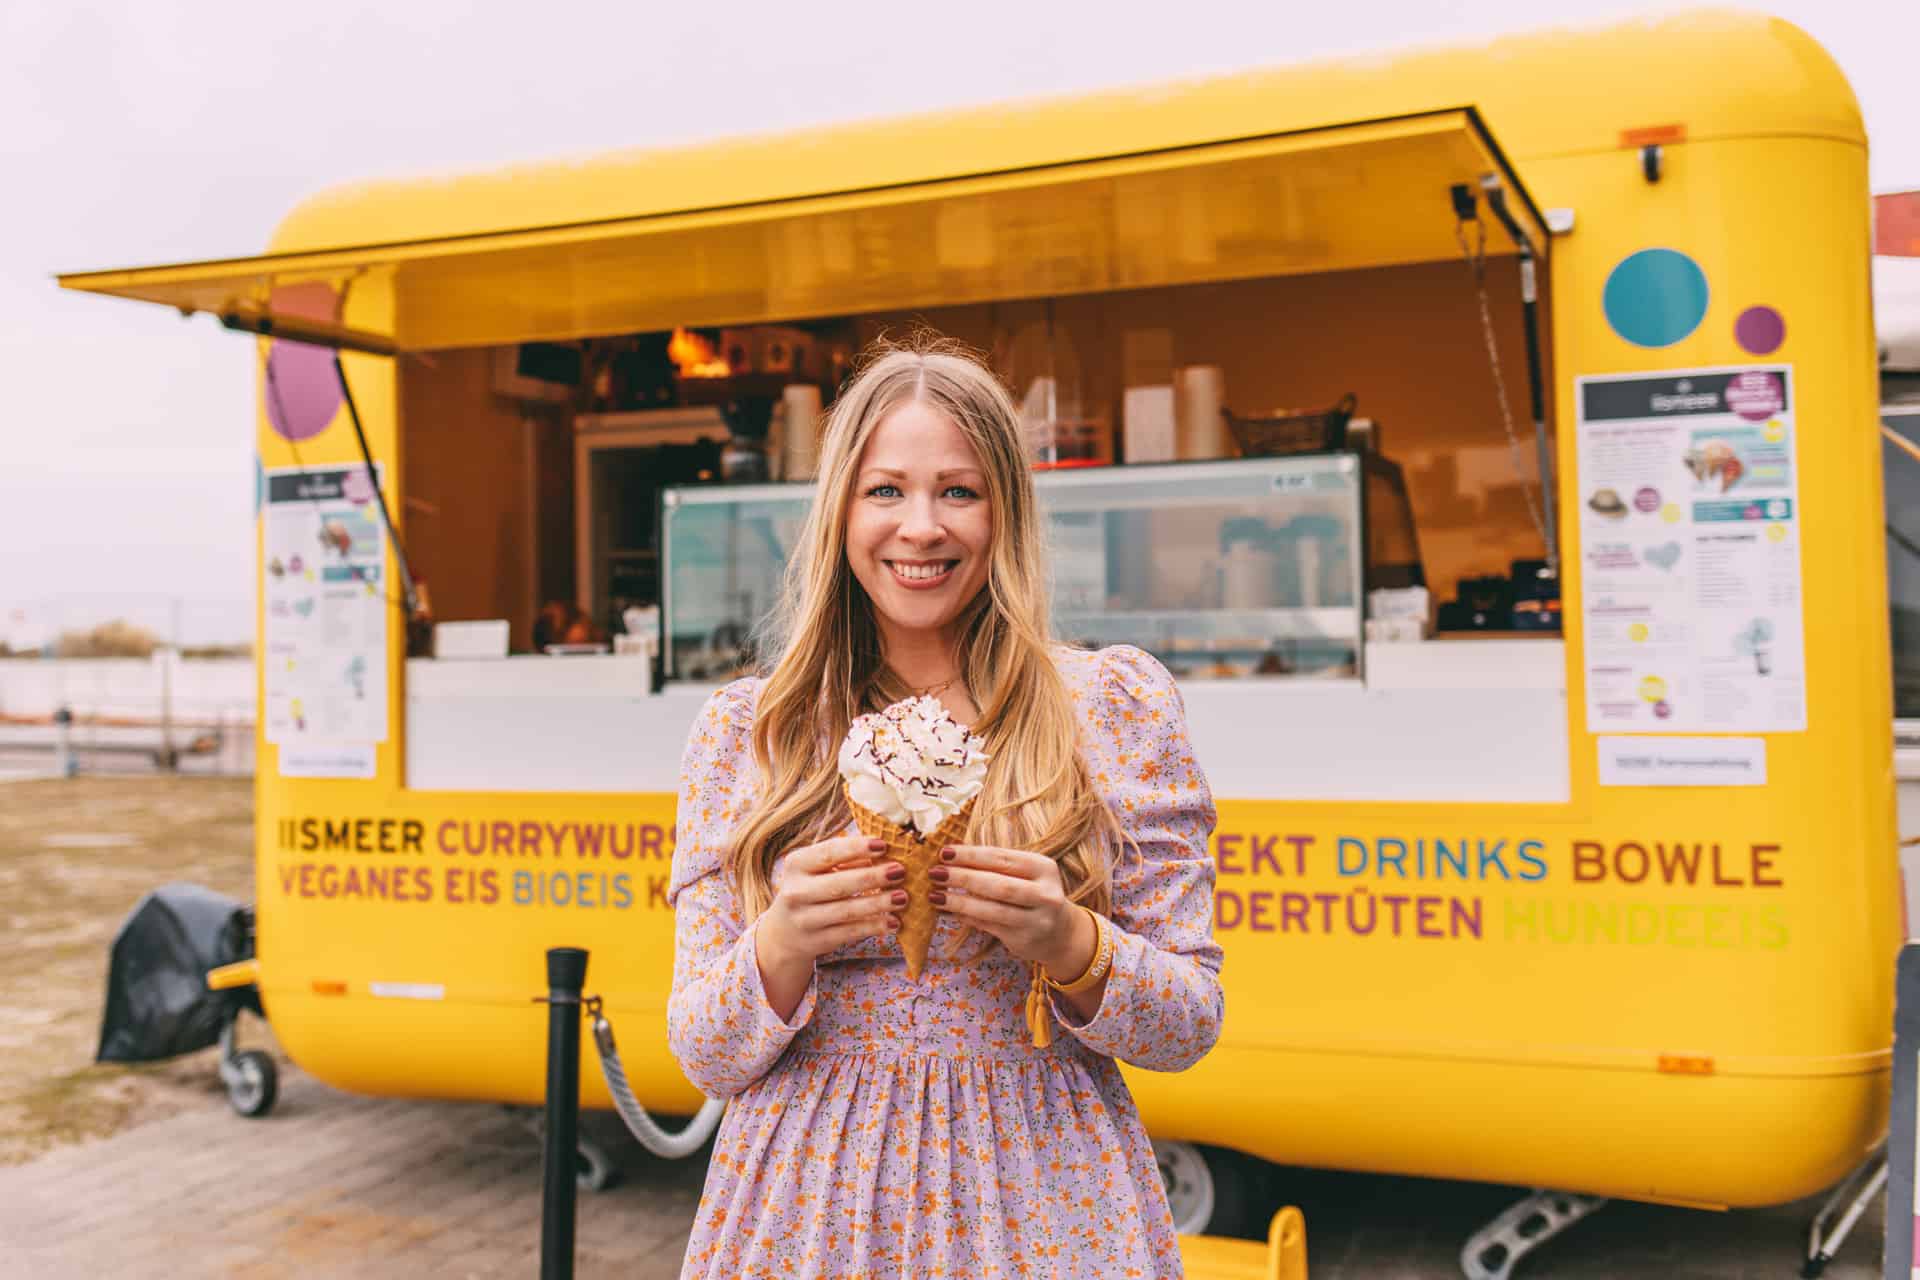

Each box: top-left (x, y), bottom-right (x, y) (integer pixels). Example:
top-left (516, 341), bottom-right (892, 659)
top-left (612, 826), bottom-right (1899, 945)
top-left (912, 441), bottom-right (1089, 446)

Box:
top-left (1576, 366), bottom-right (1806, 735)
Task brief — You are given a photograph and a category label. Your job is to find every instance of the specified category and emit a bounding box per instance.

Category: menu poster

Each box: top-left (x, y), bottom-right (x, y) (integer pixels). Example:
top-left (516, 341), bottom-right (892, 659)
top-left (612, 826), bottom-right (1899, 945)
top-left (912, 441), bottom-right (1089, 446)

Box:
top-left (263, 465), bottom-right (390, 762)
top-left (1575, 367), bottom-right (1806, 734)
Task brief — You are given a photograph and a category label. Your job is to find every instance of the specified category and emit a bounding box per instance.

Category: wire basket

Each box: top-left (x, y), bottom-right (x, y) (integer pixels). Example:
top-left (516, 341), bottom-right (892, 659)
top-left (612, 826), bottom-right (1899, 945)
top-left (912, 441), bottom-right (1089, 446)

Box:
top-left (1223, 393), bottom-right (1358, 457)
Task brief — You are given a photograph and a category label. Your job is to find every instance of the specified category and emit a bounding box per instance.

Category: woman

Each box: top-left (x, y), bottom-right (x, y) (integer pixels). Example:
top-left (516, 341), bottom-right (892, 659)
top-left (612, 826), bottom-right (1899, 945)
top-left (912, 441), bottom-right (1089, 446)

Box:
top-left (667, 336), bottom-right (1223, 1278)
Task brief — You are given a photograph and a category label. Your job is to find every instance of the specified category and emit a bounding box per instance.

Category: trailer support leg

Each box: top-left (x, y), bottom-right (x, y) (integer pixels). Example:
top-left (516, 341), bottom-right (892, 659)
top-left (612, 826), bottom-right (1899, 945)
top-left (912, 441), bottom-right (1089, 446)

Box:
top-left (508, 1107), bottom-right (623, 1194)
top-left (1459, 1188), bottom-right (1606, 1280)
top-left (1802, 1144), bottom-right (1886, 1277)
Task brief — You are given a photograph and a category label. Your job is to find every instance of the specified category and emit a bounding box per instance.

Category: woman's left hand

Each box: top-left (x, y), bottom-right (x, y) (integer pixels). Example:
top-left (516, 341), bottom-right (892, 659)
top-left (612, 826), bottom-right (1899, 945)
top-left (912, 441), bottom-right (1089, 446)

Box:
top-left (932, 845), bottom-right (1097, 978)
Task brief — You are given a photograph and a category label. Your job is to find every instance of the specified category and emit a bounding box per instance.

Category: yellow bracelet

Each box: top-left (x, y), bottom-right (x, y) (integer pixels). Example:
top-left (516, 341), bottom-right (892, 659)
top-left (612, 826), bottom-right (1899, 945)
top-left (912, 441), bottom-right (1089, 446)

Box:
top-left (1046, 907), bottom-right (1113, 995)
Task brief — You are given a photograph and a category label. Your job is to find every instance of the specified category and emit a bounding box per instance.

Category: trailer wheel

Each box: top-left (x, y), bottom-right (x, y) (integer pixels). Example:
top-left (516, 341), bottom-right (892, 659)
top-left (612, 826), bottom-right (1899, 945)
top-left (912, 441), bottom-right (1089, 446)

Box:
top-left (1153, 1140), bottom-right (1261, 1237)
top-left (226, 1050), bottom-right (278, 1118)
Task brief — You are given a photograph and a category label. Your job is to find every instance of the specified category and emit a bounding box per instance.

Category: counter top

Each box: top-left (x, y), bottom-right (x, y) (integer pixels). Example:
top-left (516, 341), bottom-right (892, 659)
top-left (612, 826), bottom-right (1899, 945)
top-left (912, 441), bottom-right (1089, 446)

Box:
top-left (401, 638), bottom-right (1571, 801)
top-left (406, 654), bottom-right (654, 699)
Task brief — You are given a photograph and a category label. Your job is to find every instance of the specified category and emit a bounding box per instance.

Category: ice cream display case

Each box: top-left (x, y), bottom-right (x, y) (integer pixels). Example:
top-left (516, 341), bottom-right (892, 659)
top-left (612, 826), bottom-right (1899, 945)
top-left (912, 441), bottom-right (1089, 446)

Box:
top-left (661, 452), bottom-right (1423, 684)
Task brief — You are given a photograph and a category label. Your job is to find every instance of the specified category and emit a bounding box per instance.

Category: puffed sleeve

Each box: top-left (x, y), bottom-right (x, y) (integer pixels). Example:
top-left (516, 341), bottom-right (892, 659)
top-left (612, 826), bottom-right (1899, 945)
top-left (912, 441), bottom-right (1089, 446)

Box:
top-left (664, 678), bottom-right (818, 1098)
top-left (1049, 645), bottom-right (1223, 1071)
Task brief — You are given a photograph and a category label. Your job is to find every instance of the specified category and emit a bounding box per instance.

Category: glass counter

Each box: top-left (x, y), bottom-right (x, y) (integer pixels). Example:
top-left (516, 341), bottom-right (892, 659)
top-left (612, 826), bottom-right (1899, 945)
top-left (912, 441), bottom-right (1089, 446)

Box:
top-left (660, 484), bottom-right (810, 681)
top-left (661, 453), bottom-right (1416, 683)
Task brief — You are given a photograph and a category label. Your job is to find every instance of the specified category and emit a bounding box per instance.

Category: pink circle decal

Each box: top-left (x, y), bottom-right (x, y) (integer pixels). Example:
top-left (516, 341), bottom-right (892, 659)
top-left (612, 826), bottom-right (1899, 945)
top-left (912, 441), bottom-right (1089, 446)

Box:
top-left (1725, 370), bottom-right (1784, 422)
top-left (1734, 305), bottom-right (1785, 355)
top-left (264, 283), bottom-right (343, 443)
top-left (1633, 486), bottom-right (1660, 513)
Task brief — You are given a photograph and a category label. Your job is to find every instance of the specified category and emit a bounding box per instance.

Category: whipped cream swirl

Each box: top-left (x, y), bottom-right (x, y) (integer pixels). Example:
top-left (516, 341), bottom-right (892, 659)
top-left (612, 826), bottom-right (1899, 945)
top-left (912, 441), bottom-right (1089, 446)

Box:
top-left (839, 694), bottom-right (989, 834)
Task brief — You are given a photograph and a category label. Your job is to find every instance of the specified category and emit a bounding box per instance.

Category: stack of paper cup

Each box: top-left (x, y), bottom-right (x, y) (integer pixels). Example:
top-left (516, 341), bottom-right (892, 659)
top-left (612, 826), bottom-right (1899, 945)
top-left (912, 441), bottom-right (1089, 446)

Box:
top-left (1174, 365), bottom-right (1232, 460)
top-left (781, 385), bottom-right (824, 481)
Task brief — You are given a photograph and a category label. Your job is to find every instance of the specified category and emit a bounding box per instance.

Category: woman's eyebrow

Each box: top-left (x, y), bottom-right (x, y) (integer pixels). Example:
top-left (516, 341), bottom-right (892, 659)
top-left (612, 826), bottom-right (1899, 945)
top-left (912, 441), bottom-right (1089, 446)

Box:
top-left (860, 467), bottom-right (984, 479)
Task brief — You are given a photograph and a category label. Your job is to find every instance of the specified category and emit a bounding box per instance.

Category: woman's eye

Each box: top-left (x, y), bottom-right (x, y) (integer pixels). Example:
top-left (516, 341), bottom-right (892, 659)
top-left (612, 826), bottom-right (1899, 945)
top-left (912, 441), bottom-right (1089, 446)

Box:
top-left (943, 485), bottom-right (980, 500)
top-left (865, 484), bottom-right (902, 499)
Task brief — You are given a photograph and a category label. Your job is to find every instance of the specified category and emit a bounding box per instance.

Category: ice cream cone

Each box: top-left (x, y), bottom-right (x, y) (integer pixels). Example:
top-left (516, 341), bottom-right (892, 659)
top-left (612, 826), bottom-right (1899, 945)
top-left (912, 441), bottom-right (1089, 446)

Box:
top-left (846, 788), bottom-right (974, 980)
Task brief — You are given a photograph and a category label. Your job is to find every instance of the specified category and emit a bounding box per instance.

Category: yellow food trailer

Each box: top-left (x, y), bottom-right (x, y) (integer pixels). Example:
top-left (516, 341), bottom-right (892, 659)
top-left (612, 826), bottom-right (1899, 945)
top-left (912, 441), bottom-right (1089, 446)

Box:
top-left (60, 8), bottom-right (1896, 1273)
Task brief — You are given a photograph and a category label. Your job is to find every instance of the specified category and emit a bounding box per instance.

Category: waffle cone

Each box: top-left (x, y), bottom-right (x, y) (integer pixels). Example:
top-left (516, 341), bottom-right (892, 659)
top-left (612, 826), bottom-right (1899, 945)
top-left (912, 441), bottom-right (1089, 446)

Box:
top-left (846, 788), bottom-right (975, 980)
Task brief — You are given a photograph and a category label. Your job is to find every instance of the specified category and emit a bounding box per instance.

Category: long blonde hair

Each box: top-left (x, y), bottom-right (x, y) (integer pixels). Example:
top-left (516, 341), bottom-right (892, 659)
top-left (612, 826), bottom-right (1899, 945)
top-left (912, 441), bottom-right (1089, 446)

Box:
top-left (729, 334), bottom-right (1122, 920)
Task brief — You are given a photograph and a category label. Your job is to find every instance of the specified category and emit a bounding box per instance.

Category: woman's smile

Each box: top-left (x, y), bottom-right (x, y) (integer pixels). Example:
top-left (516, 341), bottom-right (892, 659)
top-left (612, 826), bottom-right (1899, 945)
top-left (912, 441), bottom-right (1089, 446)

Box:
top-left (886, 558), bottom-right (960, 588)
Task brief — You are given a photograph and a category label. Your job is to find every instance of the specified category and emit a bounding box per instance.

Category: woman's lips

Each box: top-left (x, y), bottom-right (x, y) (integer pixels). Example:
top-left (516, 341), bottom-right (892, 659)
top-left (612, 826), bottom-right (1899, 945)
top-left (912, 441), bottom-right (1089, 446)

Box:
top-left (886, 559), bottom-right (958, 590)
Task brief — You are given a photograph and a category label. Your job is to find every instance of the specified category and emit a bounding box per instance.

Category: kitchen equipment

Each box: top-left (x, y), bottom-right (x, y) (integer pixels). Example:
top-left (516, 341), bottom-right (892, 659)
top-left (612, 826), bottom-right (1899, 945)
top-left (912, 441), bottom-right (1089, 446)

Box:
top-left (719, 396), bottom-right (773, 484)
top-left (432, 619), bottom-right (509, 660)
top-left (1284, 514), bottom-right (1346, 608)
top-left (780, 384), bottom-right (823, 481)
top-left (1124, 385), bottom-right (1177, 463)
top-left (1224, 393), bottom-right (1357, 457)
top-left (1219, 518), bottom-right (1279, 609)
top-left (1174, 365), bottom-right (1231, 459)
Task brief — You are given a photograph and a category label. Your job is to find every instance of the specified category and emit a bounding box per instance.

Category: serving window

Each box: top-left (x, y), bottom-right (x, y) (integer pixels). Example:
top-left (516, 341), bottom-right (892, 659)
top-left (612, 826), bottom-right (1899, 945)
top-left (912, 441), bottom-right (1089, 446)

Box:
top-left (397, 250), bottom-right (1558, 676)
top-left (60, 107), bottom-right (1566, 799)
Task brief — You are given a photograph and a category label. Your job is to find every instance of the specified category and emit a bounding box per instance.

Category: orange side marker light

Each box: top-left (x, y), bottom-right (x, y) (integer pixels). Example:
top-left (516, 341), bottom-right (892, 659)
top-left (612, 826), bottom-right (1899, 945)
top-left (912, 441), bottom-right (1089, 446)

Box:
top-left (1620, 123), bottom-right (1687, 148)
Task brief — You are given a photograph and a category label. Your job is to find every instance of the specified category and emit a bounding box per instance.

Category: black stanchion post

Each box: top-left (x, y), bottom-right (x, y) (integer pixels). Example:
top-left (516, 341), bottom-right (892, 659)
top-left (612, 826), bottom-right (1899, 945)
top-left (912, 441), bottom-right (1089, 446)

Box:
top-left (542, 947), bottom-right (588, 1280)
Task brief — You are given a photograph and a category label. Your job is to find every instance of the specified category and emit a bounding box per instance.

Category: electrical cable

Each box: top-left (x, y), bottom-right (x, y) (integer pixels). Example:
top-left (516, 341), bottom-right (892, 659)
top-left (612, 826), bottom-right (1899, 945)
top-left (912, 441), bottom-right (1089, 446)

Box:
top-left (1457, 213), bottom-right (1552, 560)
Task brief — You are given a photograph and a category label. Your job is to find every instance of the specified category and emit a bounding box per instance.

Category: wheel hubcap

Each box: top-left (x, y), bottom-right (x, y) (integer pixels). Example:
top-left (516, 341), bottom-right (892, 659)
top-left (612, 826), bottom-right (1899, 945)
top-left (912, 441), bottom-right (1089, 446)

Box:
top-left (1152, 1140), bottom-right (1216, 1234)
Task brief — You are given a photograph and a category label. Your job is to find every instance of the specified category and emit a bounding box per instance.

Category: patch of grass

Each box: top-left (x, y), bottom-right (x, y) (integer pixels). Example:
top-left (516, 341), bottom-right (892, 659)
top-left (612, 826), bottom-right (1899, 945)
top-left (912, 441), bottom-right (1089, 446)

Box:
top-left (0, 776), bottom-right (263, 1161)
top-left (0, 1065), bottom-right (147, 1163)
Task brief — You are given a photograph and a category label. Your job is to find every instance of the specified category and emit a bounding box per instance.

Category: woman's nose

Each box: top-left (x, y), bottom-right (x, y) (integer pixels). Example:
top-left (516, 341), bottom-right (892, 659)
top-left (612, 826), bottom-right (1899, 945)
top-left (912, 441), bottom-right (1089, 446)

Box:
top-left (897, 496), bottom-right (945, 544)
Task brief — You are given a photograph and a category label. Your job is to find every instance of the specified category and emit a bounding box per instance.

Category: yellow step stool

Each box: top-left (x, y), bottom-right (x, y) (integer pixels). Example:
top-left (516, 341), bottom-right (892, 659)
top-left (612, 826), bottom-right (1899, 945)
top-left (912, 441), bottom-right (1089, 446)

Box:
top-left (1178, 1207), bottom-right (1307, 1280)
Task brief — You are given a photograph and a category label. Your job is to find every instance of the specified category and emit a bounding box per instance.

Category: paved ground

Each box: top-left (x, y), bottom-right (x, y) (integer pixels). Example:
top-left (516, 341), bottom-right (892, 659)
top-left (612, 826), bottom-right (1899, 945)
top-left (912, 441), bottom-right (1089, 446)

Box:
top-left (0, 1064), bottom-right (706, 1279)
top-left (0, 1055), bottom-right (1886, 1279)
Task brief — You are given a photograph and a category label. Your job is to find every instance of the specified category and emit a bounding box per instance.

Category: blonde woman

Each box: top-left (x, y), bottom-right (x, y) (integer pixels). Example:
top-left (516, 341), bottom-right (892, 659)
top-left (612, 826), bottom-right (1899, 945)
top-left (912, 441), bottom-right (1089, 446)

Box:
top-left (666, 336), bottom-right (1223, 1278)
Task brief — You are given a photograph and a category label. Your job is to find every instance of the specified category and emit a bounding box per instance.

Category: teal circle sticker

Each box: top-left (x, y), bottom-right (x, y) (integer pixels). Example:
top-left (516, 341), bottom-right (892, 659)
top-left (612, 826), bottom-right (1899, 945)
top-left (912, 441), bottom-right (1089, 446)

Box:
top-left (1603, 248), bottom-right (1709, 348)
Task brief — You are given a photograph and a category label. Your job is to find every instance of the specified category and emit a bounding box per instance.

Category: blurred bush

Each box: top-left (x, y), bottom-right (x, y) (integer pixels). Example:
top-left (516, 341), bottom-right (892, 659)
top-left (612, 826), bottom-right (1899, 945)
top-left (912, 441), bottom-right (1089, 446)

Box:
top-left (55, 620), bottom-right (162, 658)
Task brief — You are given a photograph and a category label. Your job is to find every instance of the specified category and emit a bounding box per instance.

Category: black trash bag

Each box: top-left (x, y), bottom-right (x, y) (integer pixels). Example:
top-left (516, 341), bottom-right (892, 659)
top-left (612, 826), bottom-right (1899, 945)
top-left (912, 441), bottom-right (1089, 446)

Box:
top-left (95, 882), bottom-right (261, 1064)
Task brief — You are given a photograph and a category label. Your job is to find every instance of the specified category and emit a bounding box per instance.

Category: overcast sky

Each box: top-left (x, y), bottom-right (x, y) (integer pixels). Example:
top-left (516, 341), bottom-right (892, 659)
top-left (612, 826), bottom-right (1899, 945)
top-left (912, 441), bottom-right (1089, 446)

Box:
top-left (2, 0), bottom-right (1914, 645)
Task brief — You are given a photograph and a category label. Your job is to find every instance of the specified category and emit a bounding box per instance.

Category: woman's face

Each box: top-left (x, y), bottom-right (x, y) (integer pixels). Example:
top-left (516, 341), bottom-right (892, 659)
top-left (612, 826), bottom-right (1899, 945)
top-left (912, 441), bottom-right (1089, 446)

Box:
top-left (845, 399), bottom-right (993, 651)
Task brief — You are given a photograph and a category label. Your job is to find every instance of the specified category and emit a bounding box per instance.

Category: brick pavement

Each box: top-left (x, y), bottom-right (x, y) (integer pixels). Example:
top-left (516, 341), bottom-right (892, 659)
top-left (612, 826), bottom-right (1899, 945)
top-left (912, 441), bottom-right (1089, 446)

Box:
top-left (0, 1068), bottom-right (701, 1279)
top-left (0, 1062), bottom-right (1886, 1278)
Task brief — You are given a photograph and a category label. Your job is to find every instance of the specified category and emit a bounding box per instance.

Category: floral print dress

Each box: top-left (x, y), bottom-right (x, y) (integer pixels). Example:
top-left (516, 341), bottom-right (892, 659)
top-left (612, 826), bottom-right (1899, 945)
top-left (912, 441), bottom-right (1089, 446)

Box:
top-left (666, 644), bottom-right (1223, 1279)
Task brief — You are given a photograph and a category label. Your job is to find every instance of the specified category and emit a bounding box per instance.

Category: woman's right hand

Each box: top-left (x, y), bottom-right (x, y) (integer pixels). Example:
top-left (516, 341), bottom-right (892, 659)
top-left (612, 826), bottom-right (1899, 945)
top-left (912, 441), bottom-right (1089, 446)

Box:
top-left (755, 835), bottom-right (905, 1018)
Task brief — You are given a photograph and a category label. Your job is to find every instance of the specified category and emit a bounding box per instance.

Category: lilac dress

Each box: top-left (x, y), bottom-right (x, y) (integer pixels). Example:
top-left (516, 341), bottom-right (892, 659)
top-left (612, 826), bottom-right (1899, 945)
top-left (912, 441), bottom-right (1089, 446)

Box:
top-left (666, 644), bottom-right (1223, 1279)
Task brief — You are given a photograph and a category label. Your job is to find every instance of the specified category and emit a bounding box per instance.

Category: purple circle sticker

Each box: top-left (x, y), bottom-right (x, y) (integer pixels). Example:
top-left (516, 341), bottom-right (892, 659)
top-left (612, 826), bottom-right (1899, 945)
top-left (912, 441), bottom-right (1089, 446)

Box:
top-left (264, 283), bottom-right (344, 443)
top-left (1653, 700), bottom-right (1672, 720)
top-left (1725, 370), bottom-right (1784, 422)
top-left (342, 468), bottom-right (375, 506)
top-left (1734, 306), bottom-right (1786, 355)
top-left (1633, 486), bottom-right (1661, 513)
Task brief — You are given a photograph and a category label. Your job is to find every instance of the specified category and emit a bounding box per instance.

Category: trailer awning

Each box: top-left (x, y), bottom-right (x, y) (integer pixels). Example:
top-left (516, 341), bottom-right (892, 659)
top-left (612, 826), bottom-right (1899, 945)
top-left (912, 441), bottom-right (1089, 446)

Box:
top-left (58, 108), bottom-right (1545, 352)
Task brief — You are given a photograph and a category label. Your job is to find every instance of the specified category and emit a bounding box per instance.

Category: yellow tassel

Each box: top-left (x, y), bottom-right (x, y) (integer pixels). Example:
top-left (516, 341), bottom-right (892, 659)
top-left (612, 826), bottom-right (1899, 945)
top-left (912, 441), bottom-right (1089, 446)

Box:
top-left (1026, 965), bottom-right (1054, 1048)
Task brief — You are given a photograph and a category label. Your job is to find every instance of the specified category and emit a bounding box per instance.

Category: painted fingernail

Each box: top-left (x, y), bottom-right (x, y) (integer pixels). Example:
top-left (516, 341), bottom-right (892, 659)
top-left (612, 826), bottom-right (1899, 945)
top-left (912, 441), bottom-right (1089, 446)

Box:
top-left (884, 863), bottom-right (905, 881)
top-left (929, 890), bottom-right (948, 906)
top-left (869, 839), bottom-right (887, 853)
top-left (929, 866), bottom-right (949, 883)
top-left (940, 847), bottom-right (957, 862)
top-left (887, 915), bottom-right (901, 931)
top-left (891, 890), bottom-right (908, 906)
